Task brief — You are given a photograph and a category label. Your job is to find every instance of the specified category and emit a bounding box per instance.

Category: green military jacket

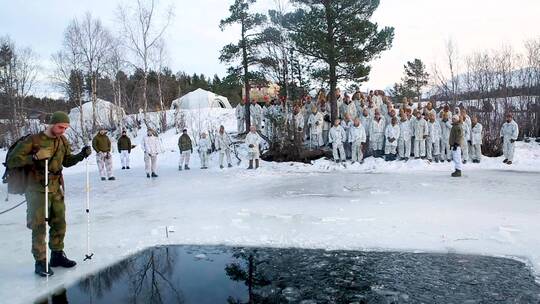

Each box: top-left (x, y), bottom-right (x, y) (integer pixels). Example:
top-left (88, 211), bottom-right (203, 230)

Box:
top-left (92, 133), bottom-right (111, 153)
top-left (7, 132), bottom-right (83, 193)
top-left (178, 134), bottom-right (192, 152)
top-left (117, 135), bottom-right (132, 152)
top-left (449, 122), bottom-right (464, 147)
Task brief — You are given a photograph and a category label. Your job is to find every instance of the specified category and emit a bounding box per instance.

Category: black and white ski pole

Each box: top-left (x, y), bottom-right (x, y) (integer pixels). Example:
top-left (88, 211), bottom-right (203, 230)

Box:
top-left (45, 159), bottom-right (50, 276)
top-left (84, 157), bottom-right (94, 261)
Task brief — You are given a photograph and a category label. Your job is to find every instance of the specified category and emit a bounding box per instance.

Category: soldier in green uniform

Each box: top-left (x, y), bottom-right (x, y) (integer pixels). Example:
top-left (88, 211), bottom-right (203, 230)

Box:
top-left (117, 130), bottom-right (132, 169)
top-left (7, 111), bottom-right (91, 276)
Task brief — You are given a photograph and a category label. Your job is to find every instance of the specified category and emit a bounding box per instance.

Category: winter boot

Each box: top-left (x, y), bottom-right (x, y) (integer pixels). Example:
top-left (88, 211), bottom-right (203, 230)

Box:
top-left (50, 251), bottom-right (77, 268)
top-left (178, 166), bottom-right (183, 171)
top-left (335, 160), bottom-right (340, 164)
top-left (184, 165), bottom-right (190, 170)
top-left (101, 177), bottom-right (106, 181)
top-left (255, 159), bottom-right (260, 169)
top-left (126, 166), bottom-right (130, 169)
top-left (108, 177), bottom-right (116, 181)
top-left (228, 163), bottom-right (233, 168)
top-left (506, 161), bottom-right (513, 165)
top-left (35, 260), bottom-right (54, 277)
top-left (462, 160), bottom-right (467, 164)
top-left (247, 160), bottom-right (254, 169)
top-left (451, 170), bottom-right (462, 177)
top-left (220, 165), bottom-right (224, 169)
top-left (122, 167), bottom-right (126, 170)
top-left (147, 173), bottom-right (151, 178)
top-left (503, 159), bottom-right (508, 163)
top-left (151, 172), bottom-right (158, 178)
top-left (447, 159), bottom-right (451, 163)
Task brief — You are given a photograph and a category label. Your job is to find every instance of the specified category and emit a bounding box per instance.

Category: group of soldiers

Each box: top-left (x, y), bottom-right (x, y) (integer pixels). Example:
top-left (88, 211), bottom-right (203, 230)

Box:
top-left (236, 89), bottom-right (521, 176)
top-left (5, 92), bottom-right (521, 278)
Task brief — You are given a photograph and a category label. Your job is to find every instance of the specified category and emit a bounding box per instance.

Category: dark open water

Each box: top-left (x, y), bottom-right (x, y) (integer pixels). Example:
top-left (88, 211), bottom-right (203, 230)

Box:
top-left (36, 245), bottom-right (540, 304)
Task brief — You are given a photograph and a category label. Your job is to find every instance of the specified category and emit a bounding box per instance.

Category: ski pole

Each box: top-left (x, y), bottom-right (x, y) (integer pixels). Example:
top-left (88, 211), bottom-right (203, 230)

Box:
top-left (84, 158), bottom-right (94, 261)
top-left (45, 159), bottom-right (50, 276)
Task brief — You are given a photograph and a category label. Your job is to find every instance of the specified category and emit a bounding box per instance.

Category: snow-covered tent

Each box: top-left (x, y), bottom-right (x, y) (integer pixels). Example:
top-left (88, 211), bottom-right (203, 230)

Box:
top-left (170, 88), bottom-right (232, 110)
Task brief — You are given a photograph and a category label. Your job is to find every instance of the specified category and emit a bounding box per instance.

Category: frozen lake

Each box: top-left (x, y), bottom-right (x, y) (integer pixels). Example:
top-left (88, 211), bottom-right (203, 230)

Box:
top-left (1, 162), bottom-right (540, 303)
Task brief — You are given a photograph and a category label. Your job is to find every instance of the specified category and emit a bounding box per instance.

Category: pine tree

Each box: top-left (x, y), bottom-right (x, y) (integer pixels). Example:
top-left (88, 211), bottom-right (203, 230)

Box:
top-left (404, 58), bottom-right (429, 101)
top-left (284, 0), bottom-right (394, 121)
top-left (219, 0), bottom-right (267, 131)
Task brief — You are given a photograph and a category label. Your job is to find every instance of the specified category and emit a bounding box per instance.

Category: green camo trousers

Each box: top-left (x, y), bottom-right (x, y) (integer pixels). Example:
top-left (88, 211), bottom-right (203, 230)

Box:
top-left (25, 191), bottom-right (66, 261)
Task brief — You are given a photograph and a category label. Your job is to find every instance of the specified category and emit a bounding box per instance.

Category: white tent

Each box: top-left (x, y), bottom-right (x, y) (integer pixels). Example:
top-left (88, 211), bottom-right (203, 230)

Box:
top-left (170, 88), bottom-right (232, 110)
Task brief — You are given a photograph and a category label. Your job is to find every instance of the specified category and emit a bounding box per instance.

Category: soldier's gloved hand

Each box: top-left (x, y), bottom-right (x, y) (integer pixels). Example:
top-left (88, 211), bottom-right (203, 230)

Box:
top-left (249, 144), bottom-right (254, 148)
top-left (33, 147), bottom-right (53, 161)
top-left (207, 149), bottom-right (212, 154)
top-left (468, 140), bottom-right (472, 145)
top-left (79, 146), bottom-right (92, 159)
top-left (510, 139), bottom-right (515, 143)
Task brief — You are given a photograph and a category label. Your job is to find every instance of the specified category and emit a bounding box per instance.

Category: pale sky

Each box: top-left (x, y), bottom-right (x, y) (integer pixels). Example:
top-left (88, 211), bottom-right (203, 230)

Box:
top-left (1, 0), bottom-right (539, 97)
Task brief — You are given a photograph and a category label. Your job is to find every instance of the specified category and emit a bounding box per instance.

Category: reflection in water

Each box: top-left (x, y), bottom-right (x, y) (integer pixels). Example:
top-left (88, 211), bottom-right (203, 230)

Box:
top-left (37, 245), bottom-right (540, 304)
top-left (225, 249), bottom-right (274, 304)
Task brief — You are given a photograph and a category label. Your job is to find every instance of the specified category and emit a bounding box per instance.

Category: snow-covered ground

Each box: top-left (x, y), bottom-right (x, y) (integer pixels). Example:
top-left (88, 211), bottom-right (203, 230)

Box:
top-left (1, 111), bottom-right (540, 303)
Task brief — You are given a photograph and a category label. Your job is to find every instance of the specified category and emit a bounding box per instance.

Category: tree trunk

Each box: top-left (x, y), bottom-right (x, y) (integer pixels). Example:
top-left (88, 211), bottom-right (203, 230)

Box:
top-left (157, 71), bottom-right (166, 132)
top-left (92, 73), bottom-right (98, 133)
top-left (143, 73), bottom-right (148, 113)
top-left (324, 1), bottom-right (338, 122)
top-left (241, 20), bottom-right (251, 132)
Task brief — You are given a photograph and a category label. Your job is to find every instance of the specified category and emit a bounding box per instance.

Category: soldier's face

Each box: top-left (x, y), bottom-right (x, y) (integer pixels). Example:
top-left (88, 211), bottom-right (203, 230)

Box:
top-left (51, 123), bottom-right (69, 136)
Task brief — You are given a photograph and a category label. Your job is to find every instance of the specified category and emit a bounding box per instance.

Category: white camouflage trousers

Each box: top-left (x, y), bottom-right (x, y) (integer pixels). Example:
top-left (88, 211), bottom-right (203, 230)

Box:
top-left (96, 152), bottom-right (114, 178)
top-left (503, 139), bottom-right (515, 162)
top-left (398, 138), bottom-right (411, 159)
top-left (179, 151), bottom-right (191, 167)
top-left (471, 144), bottom-right (482, 161)
top-left (370, 137), bottom-right (384, 151)
top-left (351, 142), bottom-right (364, 162)
top-left (414, 139), bottom-right (426, 158)
top-left (120, 150), bottom-right (130, 167)
top-left (462, 142), bottom-right (470, 162)
top-left (426, 138), bottom-right (440, 160)
top-left (452, 146), bottom-right (462, 171)
top-left (219, 149), bottom-right (232, 167)
top-left (385, 143), bottom-right (397, 155)
top-left (333, 143), bottom-right (346, 161)
top-left (200, 151), bottom-right (209, 168)
top-left (440, 140), bottom-right (452, 161)
top-left (237, 119), bottom-right (245, 134)
top-left (144, 153), bottom-right (158, 174)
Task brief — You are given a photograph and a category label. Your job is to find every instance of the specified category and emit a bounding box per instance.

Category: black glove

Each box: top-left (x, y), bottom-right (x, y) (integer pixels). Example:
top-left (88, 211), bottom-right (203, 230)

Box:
top-left (510, 139), bottom-right (515, 143)
top-left (78, 146), bottom-right (92, 159)
top-left (207, 149), bottom-right (211, 154)
top-left (249, 144), bottom-right (254, 148)
top-left (452, 144), bottom-right (458, 151)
